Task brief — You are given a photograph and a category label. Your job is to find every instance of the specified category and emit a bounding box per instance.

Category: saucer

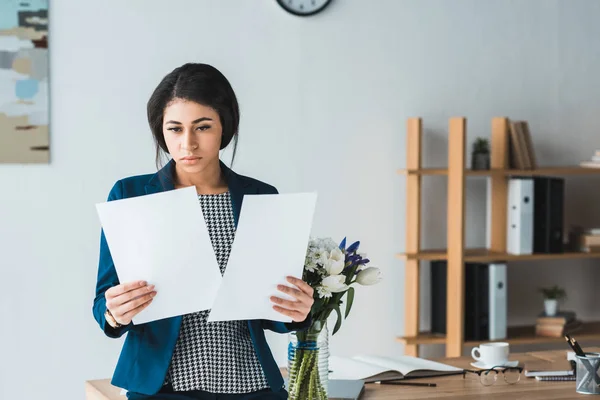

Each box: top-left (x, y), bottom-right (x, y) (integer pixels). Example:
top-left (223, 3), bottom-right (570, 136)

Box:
top-left (470, 360), bottom-right (519, 369)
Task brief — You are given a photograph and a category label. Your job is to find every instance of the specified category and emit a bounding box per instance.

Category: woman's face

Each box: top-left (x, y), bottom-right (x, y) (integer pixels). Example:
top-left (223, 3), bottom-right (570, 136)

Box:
top-left (162, 98), bottom-right (223, 175)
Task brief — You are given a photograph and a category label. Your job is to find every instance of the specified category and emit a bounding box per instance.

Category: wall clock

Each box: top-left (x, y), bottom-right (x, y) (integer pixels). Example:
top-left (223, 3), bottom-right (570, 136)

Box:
top-left (276, 0), bottom-right (333, 17)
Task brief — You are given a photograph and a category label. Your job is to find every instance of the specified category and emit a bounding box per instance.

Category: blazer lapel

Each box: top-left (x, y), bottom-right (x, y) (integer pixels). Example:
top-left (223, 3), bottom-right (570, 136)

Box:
top-left (143, 158), bottom-right (253, 228)
top-left (144, 158), bottom-right (176, 195)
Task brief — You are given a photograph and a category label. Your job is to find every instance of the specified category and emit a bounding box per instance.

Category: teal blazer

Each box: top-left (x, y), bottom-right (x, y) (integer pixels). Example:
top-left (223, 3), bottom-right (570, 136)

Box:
top-left (92, 159), bottom-right (311, 395)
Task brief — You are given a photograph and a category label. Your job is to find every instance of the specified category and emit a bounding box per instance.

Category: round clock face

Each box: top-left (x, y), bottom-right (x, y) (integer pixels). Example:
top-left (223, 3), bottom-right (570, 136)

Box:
top-left (276, 0), bottom-right (332, 16)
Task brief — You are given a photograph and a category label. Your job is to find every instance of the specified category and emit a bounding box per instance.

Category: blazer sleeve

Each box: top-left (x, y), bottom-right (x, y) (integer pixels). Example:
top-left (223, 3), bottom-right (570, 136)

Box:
top-left (92, 180), bottom-right (134, 338)
top-left (262, 315), bottom-right (313, 334)
top-left (258, 183), bottom-right (314, 334)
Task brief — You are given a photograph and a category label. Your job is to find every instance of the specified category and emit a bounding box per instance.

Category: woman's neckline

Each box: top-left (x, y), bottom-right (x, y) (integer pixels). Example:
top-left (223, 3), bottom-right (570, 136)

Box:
top-left (197, 191), bottom-right (230, 196)
top-left (173, 184), bottom-right (229, 196)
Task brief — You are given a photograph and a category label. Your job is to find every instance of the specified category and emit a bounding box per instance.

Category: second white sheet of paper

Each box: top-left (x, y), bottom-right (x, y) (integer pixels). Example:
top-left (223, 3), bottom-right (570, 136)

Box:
top-left (207, 192), bottom-right (318, 323)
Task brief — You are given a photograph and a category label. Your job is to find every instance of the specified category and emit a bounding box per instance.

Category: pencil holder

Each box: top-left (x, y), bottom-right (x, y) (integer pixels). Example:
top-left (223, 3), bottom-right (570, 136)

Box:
top-left (576, 353), bottom-right (600, 395)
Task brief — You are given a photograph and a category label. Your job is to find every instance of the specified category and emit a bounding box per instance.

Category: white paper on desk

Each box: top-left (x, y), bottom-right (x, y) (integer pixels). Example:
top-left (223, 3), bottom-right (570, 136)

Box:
top-left (207, 193), bottom-right (317, 323)
top-left (95, 186), bottom-right (222, 325)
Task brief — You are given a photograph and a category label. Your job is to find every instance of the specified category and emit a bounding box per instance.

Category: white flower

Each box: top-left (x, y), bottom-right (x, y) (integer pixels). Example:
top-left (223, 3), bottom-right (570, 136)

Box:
top-left (356, 267), bottom-right (382, 286)
top-left (325, 247), bottom-right (345, 275)
top-left (319, 275), bottom-right (349, 298)
top-left (305, 259), bottom-right (318, 272)
top-left (317, 286), bottom-right (332, 298)
top-left (305, 237), bottom-right (344, 276)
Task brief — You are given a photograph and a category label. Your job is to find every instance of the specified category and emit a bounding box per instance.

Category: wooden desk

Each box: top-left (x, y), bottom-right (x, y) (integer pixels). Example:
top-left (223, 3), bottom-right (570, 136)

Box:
top-left (86, 349), bottom-right (596, 400)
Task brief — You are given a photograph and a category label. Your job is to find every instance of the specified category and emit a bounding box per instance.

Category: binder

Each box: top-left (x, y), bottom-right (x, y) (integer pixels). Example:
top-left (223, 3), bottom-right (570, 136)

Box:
top-left (489, 263), bottom-right (507, 340)
top-left (507, 178), bottom-right (534, 254)
top-left (533, 177), bottom-right (565, 253)
top-left (431, 262), bottom-right (507, 341)
top-left (464, 263), bottom-right (489, 341)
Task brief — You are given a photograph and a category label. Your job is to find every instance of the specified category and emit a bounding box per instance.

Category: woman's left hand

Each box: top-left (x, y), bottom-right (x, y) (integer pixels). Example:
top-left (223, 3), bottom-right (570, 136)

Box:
top-left (270, 276), bottom-right (314, 322)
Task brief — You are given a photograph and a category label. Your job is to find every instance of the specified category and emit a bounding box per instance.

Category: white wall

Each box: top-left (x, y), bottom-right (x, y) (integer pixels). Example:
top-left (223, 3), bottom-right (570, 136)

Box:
top-left (2, 0), bottom-right (600, 399)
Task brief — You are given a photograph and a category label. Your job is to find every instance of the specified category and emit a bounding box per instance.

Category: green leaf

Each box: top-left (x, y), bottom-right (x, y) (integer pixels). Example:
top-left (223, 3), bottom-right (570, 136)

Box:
top-left (344, 287), bottom-right (355, 319)
top-left (312, 297), bottom-right (325, 312)
top-left (332, 304), bottom-right (343, 335)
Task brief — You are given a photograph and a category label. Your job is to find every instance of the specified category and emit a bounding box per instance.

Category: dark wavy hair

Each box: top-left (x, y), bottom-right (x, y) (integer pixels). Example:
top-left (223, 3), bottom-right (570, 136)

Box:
top-left (147, 63), bottom-right (240, 169)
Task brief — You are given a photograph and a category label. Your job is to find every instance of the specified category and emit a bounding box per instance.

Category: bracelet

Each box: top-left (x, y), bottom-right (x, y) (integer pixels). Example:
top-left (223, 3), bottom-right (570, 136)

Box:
top-left (105, 308), bottom-right (122, 328)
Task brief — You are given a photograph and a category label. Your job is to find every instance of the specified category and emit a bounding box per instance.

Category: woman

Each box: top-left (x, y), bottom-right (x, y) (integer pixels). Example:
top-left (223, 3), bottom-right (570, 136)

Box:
top-left (92, 63), bottom-right (314, 400)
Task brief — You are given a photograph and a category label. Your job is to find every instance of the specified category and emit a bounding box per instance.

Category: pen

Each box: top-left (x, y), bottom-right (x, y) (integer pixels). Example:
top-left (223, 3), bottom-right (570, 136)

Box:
top-left (374, 381), bottom-right (437, 387)
top-left (571, 338), bottom-right (585, 356)
top-left (565, 334), bottom-right (583, 356)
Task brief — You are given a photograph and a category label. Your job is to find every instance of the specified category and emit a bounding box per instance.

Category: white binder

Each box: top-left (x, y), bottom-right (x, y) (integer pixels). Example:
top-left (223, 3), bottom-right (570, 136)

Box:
top-left (507, 178), bottom-right (534, 254)
top-left (489, 263), bottom-right (507, 340)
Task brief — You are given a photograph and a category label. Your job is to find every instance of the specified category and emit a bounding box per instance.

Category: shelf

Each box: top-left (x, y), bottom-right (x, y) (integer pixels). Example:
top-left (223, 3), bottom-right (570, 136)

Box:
top-left (397, 168), bottom-right (491, 176)
top-left (396, 332), bottom-right (447, 346)
top-left (397, 166), bottom-right (600, 176)
top-left (504, 166), bottom-right (600, 176)
top-left (397, 248), bottom-right (600, 262)
top-left (397, 321), bottom-right (600, 347)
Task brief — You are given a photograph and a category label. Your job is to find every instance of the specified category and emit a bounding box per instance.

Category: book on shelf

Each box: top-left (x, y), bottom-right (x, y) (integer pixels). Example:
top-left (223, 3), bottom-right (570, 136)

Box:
top-left (567, 226), bottom-right (600, 252)
top-left (508, 120), bottom-right (537, 170)
top-left (579, 150), bottom-right (600, 168)
top-left (579, 234), bottom-right (600, 247)
top-left (580, 161), bottom-right (600, 168)
top-left (536, 319), bottom-right (583, 338)
top-left (578, 234), bottom-right (600, 252)
top-left (520, 121), bottom-right (537, 169)
top-left (328, 354), bottom-right (463, 383)
top-left (535, 310), bottom-right (581, 338)
top-left (580, 150), bottom-right (600, 168)
top-left (508, 121), bottom-right (527, 169)
top-left (581, 245), bottom-right (600, 253)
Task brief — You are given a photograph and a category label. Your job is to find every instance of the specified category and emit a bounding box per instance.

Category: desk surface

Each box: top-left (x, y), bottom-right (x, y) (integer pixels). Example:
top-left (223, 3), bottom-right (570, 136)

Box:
top-left (86, 348), bottom-right (597, 400)
top-left (361, 348), bottom-right (598, 400)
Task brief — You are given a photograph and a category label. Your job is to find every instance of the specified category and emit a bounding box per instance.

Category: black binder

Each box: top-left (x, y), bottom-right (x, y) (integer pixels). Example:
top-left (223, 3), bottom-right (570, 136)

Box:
top-left (533, 177), bottom-right (564, 253)
top-left (431, 261), bottom-right (489, 341)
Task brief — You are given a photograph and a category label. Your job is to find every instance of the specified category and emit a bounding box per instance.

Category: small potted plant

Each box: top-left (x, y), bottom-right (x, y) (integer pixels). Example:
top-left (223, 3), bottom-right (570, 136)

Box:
top-left (539, 285), bottom-right (566, 316)
top-left (471, 137), bottom-right (490, 170)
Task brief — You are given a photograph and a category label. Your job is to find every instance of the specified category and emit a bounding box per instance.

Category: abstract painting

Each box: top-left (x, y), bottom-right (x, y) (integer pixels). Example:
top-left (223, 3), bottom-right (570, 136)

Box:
top-left (0, 0), bottom-right (49, 163)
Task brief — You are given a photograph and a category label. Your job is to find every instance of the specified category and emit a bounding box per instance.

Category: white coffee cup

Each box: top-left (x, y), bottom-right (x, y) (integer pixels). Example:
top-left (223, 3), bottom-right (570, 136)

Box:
top-left (471, 342), bottom-right (510, 366)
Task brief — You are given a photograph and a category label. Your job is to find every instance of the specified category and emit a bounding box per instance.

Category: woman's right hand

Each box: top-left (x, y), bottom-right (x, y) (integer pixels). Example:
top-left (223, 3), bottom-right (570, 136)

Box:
top-left (105, 280), bottom-right (157, 325)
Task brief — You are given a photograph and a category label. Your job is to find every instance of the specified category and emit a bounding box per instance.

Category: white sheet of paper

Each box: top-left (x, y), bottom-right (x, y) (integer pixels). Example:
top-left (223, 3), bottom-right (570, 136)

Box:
top-left (207, 192), bottom-right (317, 323)
top-left (95, 186), bottom-right (222, 325)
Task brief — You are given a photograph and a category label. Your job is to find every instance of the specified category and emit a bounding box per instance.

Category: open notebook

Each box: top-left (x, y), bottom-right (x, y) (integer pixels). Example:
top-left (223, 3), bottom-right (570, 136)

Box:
top-left (329, 355), bottom-right (464, 383)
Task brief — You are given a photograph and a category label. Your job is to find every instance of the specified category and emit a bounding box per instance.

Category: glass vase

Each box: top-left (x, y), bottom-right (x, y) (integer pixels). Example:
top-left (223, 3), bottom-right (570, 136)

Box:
top-left (287, 319), bottom-right (329, 400)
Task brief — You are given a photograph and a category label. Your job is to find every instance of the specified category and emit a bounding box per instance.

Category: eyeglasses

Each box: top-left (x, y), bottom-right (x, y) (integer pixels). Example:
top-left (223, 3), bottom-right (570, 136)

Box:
top-left (462, 366), bottom-right (523, 386)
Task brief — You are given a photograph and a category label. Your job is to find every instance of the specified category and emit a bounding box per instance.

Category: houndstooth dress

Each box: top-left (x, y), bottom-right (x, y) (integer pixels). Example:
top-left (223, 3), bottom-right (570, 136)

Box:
top-left (164, 191), bottom-right (270, 393)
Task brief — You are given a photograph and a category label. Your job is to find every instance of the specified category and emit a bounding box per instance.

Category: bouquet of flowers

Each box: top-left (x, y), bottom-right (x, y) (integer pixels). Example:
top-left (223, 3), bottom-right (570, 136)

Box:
top-left (287, 237), bottom-right (382, 400)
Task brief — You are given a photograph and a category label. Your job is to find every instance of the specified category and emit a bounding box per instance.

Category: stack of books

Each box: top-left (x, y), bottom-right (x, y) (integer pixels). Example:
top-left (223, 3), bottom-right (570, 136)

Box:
top-left (580, 150), bottom-right (600, 168)
top-left (578, 228), bottom-right (600, 253)
top-left (535, 311), bottom-right (582, 338)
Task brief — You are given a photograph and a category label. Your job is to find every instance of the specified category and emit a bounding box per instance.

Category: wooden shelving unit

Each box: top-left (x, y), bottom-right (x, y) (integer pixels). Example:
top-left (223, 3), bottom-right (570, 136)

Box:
top-left (398, 117), bottom-right (600, 358)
